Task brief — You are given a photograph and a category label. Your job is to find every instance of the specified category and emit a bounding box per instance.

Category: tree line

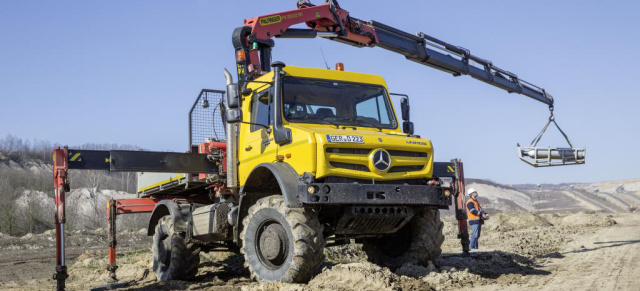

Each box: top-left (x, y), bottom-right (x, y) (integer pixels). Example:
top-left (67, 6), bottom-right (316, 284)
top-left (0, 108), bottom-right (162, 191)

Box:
top-left (0, 134), bottom-right (145, 236)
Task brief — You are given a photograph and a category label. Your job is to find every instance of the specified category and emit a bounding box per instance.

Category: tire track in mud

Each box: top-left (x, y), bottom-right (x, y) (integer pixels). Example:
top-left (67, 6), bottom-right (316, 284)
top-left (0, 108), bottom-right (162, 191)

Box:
top-left (563, 191), bottom-right (616, 213)
top-left (601, 192), bottom-right (631, 210)
top-left (626, 191), bottom-right (640, 201)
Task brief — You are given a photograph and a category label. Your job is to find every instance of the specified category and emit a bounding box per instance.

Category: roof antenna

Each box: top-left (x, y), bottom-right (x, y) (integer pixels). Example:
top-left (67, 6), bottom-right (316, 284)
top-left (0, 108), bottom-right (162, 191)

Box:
top-left (320, 47), bottom-right (330, 69)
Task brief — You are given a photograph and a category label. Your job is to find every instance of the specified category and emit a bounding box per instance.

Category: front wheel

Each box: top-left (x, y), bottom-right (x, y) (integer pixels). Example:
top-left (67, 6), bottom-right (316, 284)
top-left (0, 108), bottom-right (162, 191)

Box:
top-left (362, 208), bottom-right (444, 268)
top-left (241, 195), bottom-right (325, 283)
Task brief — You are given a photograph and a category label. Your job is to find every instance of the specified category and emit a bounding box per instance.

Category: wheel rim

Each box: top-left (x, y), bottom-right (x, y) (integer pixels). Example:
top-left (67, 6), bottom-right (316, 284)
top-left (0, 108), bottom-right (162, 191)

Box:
top-left (256, 219), bottom-right (289, 269)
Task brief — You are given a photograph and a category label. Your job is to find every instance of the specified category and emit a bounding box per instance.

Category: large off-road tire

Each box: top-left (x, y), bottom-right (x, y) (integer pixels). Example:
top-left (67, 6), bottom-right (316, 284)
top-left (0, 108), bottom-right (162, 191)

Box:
top-left (362, 208), bottom-right (444, 268)
top-left (152, 215), bottom-right (201, 281)
top-left (241, 195), bottom-right (325, 283)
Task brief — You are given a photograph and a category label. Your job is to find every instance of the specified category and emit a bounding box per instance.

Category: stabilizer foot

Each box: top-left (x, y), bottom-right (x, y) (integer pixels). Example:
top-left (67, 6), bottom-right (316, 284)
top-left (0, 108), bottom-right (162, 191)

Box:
top-left (53, 266), bottom-right (68, 291)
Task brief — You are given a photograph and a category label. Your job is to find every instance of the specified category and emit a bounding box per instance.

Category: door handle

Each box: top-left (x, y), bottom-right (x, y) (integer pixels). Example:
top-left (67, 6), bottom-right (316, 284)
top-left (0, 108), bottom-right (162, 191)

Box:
top-left (245, 145), bottom-right (253, 151)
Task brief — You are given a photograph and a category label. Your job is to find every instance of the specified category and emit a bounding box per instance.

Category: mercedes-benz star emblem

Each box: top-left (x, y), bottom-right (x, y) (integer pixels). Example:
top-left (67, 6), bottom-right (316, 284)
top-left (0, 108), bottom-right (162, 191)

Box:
top-left (372, 149), bottom-right (391, 171)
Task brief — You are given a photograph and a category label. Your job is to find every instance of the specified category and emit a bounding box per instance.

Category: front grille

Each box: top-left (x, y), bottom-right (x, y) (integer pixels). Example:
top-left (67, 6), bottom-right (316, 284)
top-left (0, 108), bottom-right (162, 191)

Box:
top-left (326, 147), bottom-right (427, 174)
top-left (326, 147), bottom-right (427, 158)
top-left (388, 165), bottom-right (425, 173)
top-left (330, 162), bottom-right (370, 172)
top-left (326, 148), bottom-right (372, 155)
top-left (387, 150), bottom-right (428, 158)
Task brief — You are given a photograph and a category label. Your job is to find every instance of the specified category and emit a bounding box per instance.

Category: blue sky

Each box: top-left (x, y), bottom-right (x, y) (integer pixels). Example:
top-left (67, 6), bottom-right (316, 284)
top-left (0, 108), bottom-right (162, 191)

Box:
top-left (1, 1), bottom-right (638, 184)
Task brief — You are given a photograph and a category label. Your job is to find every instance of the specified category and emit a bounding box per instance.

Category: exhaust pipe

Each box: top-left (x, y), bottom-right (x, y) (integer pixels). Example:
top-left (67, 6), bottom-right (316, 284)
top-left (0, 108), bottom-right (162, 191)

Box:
top-left (224, 69), bottom-right (233, 87)
top-left (224, 69), bottom-right (238, 192)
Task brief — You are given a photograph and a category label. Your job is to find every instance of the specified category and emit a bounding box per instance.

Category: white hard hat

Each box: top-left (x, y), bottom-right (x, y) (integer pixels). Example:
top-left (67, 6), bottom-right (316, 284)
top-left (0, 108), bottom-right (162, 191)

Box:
top-left (467, 188), bottom-right (478, 196)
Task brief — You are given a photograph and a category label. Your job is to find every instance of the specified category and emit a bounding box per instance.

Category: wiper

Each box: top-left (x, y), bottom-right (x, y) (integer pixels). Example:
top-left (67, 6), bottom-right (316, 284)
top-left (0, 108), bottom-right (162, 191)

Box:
top-left (333, 118), bottom-right (383, 131)
top-left (288, 116), bottom-right (340, 128)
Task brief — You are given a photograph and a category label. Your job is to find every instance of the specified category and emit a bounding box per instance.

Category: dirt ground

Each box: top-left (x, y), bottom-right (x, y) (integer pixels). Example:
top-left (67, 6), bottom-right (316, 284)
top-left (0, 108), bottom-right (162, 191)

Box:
top-left (0, 211), bottom-right (638, 291)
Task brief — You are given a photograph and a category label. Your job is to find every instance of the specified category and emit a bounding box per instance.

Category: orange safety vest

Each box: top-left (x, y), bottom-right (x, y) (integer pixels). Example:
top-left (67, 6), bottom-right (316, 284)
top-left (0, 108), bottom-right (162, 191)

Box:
top-left (466, 198), bottom-right (481, 220)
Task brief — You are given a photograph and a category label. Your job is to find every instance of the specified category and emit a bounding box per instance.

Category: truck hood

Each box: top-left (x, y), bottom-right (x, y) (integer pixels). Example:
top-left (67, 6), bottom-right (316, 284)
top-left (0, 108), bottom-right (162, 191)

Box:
top-left (287, 124), bottom-right (434, 181)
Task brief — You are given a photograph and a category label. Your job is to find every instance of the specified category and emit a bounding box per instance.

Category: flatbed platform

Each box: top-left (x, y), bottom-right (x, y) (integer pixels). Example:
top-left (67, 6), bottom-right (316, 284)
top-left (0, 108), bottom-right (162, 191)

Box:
top-left (138, 175), bottom-right (210, 197)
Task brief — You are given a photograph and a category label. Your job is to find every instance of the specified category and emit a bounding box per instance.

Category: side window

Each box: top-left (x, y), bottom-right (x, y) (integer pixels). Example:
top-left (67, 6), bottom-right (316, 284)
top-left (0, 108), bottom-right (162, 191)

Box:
top-left (250, 89), bottom-right (271, 132)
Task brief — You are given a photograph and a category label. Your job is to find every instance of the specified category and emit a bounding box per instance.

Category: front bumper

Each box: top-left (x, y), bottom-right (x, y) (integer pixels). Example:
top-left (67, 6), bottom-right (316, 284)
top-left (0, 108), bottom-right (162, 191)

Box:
top-left (298, 183), bottom-right (452, 208)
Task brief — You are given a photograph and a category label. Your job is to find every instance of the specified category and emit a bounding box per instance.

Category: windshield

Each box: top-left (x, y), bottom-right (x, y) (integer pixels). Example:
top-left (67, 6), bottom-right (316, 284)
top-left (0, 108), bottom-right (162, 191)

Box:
top-left (282, 77), bottom-right (398, 129)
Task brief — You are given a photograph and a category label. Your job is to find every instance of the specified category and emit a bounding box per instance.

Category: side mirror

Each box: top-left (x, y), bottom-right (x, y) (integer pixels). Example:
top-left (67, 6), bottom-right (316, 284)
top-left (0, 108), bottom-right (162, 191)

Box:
top-left (226, 83), bottom-right (240, 109)
top-left (224, 69), bottom-right (240, 109)
top-left (226, 108), bottom-right (242, 123)
top-left (271, 61), bottom-right (292, 145)
top-left (400, 97), bottom-right (410, 121)
top-left (403, 121), bottom-right (414, 135)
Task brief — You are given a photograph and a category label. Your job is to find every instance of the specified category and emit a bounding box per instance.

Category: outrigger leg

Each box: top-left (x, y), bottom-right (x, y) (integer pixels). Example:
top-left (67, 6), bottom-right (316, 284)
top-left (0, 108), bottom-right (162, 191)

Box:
top-left (53, 147), bottom-right (70, 291)
top-left (93, 198), bottom-right (156, 290)
top-left (107, 199), bottom-right (118, 282)
top-left (452, 159), bottom-right (470, 255)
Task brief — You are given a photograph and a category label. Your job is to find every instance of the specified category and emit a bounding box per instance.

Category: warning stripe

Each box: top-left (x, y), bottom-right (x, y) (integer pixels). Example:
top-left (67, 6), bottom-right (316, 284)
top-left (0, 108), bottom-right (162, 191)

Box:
top-left (69, 153), bottom-right (81, 162)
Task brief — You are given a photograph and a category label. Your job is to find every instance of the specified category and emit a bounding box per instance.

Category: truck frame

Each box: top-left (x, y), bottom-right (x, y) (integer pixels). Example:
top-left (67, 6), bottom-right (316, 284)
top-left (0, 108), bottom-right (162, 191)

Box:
top-left (50, 1), bottom-right (584, 290)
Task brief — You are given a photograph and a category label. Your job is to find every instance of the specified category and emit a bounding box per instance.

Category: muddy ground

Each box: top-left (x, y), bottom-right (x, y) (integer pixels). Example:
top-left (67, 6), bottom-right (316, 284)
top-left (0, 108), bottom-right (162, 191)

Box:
top-left (0, 211), bottom-right (638, 291)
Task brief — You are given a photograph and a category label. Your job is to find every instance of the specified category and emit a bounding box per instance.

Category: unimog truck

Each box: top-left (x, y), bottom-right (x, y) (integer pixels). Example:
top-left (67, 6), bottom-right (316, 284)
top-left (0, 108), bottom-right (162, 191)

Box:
top-left (222, 63), bottom-right (453, 281)
top-left (139, 63), bottom-right (457, 283)
top-left (50, 1), bottom-right (584, 290)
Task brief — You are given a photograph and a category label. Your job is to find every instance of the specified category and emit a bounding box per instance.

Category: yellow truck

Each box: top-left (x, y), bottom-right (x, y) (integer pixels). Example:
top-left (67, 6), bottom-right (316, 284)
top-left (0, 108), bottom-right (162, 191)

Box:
top-left (135, 63), bottom-right (456, 283)
top-left (50, 1), bottom-right (584, 289)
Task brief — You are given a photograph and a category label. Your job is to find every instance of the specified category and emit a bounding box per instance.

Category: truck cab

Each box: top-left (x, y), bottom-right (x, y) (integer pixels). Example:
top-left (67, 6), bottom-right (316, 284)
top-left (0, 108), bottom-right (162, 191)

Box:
top-left (239, 66), bottom-right (435, 185)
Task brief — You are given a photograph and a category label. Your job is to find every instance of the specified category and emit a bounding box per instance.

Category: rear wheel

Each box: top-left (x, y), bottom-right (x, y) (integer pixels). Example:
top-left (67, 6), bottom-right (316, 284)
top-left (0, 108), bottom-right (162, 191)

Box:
top-left (241, 195), bottom-right (325, 282)
top-left (152, 216), bottom-right (201, 281)
top-left (362, 208), bottom-right (444, 268)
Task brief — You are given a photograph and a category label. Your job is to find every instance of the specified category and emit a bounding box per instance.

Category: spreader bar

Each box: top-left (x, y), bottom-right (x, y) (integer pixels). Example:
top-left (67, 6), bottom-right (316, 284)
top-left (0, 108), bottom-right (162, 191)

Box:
top-left (65, 149), bottom-right (219, 173)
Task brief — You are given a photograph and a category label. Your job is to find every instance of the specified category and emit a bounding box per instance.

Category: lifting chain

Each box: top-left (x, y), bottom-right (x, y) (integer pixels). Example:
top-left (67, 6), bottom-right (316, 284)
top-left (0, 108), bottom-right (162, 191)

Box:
top-left (528, 105), bottom-right (575, 148)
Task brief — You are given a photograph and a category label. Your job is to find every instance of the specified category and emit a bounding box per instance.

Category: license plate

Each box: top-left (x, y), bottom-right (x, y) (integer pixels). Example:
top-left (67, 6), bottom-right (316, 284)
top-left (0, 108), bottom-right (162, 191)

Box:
top-left (326, 135), bottom-right (364, 143)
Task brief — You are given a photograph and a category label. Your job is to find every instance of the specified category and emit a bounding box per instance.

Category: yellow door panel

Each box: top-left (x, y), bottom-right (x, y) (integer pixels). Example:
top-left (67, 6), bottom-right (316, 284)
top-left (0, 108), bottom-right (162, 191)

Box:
top-left (238, 88), bottom-right (278, 185)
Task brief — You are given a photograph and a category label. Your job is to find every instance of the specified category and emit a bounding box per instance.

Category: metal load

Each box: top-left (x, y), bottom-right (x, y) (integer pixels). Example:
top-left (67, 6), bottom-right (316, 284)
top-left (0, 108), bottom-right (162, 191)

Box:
top-left (520, 147), bottom-right (585, 160)
top-left (518, 147), bottom-right (586, 167)
top-left (518, 107), bottom-right (585, 167)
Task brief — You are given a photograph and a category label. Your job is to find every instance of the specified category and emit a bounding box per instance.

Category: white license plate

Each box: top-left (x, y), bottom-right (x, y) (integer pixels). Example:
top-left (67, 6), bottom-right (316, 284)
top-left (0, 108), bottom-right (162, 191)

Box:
top-left (326, 135), bottom-right (364, 143)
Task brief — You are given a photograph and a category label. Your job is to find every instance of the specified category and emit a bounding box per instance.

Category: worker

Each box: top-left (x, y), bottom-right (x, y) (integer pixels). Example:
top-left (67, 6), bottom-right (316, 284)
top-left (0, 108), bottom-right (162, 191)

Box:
top-left (466, 188), bottom-right (488, 250)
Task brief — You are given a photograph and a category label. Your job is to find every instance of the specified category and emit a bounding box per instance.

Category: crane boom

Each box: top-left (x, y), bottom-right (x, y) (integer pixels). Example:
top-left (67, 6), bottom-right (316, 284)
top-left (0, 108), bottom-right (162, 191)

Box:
top-left (232, 0), bottom-right (553, 106)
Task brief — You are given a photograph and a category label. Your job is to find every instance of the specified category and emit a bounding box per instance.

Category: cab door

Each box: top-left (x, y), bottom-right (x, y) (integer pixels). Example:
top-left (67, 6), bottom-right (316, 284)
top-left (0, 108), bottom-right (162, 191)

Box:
top-left (238, 88), bottom-right (278, 184)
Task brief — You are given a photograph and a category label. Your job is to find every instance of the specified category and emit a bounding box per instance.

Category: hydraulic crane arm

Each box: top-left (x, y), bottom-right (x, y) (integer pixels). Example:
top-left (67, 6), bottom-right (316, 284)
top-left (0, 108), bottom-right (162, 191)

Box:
top-left (233, 0), bottom-right (553, 106)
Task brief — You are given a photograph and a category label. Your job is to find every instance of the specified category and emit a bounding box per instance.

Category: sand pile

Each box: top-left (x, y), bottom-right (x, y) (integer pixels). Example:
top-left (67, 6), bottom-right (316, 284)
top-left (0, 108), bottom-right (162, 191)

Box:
top-left (487, 212), bottom-right (552, 231)
top-left (68, 249), bottom-right (152, 286)
top-left (325, 243), bottom-right (367, 264)
top-left (557, 212), bottom-right (617, 227)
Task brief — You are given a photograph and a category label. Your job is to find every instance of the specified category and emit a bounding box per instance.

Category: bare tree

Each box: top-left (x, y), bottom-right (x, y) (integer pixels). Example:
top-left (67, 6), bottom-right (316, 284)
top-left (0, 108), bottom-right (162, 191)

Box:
top-left (86, 170), bottom-right (104, 191)
top-left (0, 178), bottom-right (20, 235)
top-left (86, 189), bottom-right (106, 229)
top-left (65, 192), bottom-right (81, 230)
top-left (24, 194), bottom-right (39, 233)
